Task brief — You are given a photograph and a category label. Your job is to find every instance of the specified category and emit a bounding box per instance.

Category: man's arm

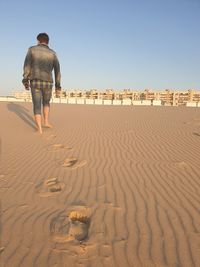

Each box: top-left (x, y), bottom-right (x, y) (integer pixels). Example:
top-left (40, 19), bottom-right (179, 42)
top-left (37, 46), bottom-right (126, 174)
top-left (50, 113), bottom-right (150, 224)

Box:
top-left (22, 48), bottom-right (32, 90)
top-left (54, 54), bottom-right (61, 96)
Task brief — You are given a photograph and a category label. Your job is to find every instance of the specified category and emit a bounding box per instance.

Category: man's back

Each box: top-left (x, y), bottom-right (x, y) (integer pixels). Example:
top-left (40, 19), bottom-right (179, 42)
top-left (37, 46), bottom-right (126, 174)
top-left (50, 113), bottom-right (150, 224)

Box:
top-left (23, 43), bottom-right (61, 86)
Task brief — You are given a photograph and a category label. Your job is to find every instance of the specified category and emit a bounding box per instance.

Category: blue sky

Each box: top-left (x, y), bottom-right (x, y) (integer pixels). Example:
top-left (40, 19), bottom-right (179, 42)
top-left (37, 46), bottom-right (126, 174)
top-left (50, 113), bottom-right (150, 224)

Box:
top-left (0, 0), bottom-right (200, 95)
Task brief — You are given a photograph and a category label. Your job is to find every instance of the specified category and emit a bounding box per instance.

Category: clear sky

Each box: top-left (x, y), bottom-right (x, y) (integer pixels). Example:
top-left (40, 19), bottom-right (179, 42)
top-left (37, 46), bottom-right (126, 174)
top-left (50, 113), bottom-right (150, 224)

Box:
top-left (0, 0), bottom-right (200, 95)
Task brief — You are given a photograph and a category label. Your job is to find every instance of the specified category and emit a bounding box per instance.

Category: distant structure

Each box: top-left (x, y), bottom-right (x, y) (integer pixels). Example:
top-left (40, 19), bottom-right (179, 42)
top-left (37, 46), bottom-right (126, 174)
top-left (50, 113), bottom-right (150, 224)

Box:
top-left (3, 88), bottom-right (200, 107)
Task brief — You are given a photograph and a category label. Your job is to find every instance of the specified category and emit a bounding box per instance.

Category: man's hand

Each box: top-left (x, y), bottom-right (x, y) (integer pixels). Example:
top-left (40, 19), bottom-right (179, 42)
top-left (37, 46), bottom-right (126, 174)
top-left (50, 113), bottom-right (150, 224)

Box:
top-left (24, 82), bottom-right (30, 90)
top-left (55, 89), bottom-right (61, 98)
top-left (22, 79), bottom-right (30, 90)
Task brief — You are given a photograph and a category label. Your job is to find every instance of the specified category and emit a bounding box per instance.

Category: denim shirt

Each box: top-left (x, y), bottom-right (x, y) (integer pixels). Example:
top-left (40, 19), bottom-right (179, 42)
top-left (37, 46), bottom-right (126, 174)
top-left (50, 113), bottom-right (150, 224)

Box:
top-left (22, 44), bottom-right (61, 89)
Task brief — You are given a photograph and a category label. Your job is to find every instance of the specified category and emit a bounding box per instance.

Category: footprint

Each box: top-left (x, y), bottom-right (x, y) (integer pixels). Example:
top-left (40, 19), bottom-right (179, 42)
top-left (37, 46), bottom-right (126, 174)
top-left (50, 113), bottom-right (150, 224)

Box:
top-left (46, 134), bottom-right (57, 140)
top-left (0, 247), bottom-right (5, 254)
top-left (36, 177), bottom-right (65, 197)
top-left (61, 158), bottom-right (87, 170)
top-left (62, 158), bottom-right (78, 167)
top-left (184, 118), bottom-right (200, 126)
top-left (75, 160), bottom-right (87, 169)
top-left (51, 208), bottom-right (90, 242)
top-left (0, 175), bottom-right (7, 183)
top-left (174, 161), bottom-right (189, 169)
top-left (48, 144), bottom-right (72, 151)
top-left (68, 210), bottom-right (90, 241)
top-left (193, 132), bottom-right (200, 137)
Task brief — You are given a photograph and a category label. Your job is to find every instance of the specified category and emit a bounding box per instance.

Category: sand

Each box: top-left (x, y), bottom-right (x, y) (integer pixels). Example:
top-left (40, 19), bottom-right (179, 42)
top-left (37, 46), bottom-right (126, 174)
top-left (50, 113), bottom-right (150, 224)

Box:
top-left (0, 101), bottom-right (200, 267)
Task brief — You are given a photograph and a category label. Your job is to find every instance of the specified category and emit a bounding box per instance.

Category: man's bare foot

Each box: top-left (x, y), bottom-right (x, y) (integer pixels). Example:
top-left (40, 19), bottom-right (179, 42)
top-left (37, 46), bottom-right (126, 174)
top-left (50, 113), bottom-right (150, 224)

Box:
top-left (43, 123), bottom-right (53, 128)
top-left (34, 129), bottom-right (43, 135)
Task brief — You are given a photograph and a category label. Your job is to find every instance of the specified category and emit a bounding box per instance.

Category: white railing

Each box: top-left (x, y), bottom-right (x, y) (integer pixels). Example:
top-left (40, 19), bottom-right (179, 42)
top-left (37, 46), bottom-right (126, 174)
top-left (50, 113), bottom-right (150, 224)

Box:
top-left (1, 96), bottom-right (200, 107)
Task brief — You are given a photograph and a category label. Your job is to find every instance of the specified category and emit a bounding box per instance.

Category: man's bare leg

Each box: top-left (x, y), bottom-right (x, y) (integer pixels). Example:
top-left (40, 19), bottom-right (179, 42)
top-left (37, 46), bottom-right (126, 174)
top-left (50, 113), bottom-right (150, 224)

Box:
top-left (34, 114), bottom-right (43, 134)
top-left (43, 106), bottom-right (53, 128)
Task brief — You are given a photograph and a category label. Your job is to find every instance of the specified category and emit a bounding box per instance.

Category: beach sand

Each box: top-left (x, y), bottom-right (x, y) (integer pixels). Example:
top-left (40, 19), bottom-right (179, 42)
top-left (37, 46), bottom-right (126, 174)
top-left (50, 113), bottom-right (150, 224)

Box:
top-left (0, 101), bottom-right (200, 267)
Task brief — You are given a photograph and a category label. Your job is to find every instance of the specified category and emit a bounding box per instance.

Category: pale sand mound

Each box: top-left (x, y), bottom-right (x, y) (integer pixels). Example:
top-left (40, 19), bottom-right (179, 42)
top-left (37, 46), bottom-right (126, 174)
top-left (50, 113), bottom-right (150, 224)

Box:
top-left (0, 102), bottom-right (200, 267)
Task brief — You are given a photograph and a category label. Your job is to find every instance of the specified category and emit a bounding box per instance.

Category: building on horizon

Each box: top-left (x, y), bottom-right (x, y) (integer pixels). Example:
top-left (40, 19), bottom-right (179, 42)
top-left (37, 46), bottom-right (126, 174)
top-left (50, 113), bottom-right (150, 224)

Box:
top-left (8, 88), bottom-right (200, 107)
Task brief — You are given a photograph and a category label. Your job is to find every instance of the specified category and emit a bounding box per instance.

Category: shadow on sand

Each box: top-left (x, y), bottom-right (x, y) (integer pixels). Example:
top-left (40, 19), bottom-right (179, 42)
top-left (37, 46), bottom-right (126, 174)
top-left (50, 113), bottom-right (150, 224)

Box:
top-left (7, 102), bottom-right (36, 130)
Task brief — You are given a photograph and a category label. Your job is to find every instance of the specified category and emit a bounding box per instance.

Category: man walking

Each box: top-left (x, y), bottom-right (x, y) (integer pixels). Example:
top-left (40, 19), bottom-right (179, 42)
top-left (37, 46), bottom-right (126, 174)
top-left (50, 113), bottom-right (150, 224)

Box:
top-left (22, 33), bottom-right (61, 134)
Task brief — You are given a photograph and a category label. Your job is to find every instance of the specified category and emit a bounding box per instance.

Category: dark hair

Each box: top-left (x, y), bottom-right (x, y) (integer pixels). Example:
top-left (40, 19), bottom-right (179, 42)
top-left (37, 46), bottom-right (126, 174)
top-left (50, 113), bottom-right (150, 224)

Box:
top-left (37, 33), bottom-right (49, 44)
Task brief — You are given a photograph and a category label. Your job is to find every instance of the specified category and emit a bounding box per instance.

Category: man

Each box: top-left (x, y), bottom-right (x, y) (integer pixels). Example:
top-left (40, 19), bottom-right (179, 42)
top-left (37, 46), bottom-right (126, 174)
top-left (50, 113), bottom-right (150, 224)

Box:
top-left (22, 32), bottom-right (61, 134)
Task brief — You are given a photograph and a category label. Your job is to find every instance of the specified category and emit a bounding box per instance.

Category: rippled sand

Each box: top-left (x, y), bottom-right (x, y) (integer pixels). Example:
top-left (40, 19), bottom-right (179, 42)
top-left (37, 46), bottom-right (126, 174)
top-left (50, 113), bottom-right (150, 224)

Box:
top-left (0, 102), bottom-right (200, 267)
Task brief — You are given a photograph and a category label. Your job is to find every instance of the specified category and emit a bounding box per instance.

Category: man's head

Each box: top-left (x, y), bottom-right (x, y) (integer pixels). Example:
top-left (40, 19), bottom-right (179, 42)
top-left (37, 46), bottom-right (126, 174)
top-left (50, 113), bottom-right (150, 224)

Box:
top-left (37, 33), bottom-right (49, 44)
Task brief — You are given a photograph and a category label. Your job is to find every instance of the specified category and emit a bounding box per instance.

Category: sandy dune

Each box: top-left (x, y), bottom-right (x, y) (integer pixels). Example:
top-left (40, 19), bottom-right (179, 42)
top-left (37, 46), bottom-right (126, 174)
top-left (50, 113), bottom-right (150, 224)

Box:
top-left (0, 102), bottom-right (200, 267)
